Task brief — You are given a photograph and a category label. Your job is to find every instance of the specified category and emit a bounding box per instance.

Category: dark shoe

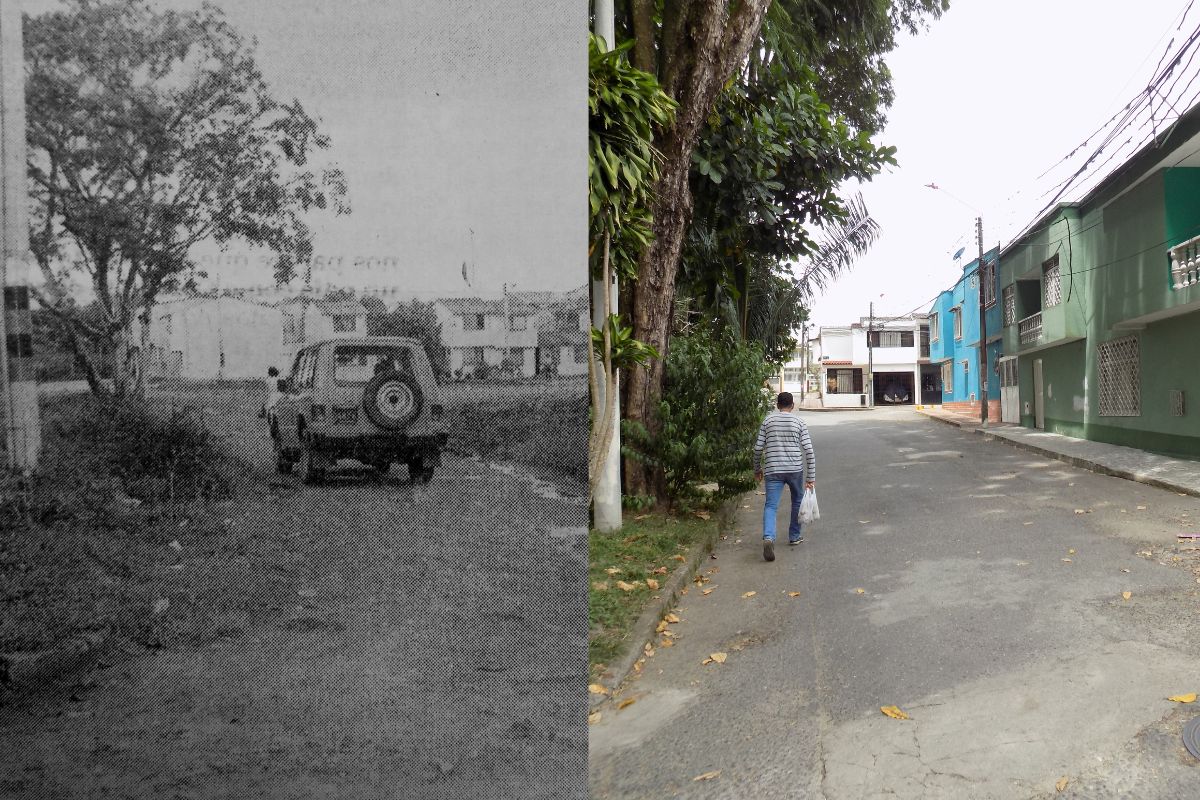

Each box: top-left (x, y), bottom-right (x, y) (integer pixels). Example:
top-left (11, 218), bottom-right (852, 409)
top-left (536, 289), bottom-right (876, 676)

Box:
top-left (763, 540), bottom-right (775, 561)
top-left (789, 536), bottom-right (804, 546)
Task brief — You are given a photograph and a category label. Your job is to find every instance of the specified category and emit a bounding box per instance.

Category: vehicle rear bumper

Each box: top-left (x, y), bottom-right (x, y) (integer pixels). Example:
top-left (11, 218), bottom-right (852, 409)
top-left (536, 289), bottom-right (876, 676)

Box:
top-left (308, 432), bottom-right (448, 462)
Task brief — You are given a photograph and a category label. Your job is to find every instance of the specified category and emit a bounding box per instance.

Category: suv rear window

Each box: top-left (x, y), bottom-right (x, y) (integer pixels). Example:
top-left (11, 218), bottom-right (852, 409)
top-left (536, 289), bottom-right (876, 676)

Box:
top-left (334, 345), bottom-right (415, 384)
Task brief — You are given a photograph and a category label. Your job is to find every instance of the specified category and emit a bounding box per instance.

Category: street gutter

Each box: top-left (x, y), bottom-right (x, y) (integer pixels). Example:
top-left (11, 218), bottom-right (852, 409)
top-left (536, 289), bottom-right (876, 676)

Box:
top-left (590, 500), bottom-right (736, 710)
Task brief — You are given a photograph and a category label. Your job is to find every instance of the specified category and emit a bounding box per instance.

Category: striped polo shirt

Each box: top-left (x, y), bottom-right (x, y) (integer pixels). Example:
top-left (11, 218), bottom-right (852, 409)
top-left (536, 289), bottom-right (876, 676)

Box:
top-left (753, 410), bottom-right (816, 479)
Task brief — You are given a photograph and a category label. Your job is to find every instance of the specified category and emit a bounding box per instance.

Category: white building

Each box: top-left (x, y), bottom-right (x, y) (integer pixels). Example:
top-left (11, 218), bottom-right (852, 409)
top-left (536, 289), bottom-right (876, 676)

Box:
top-left (812, 314), bottom-right (933, 408)
top-left (277, 293), bottom-right (368, 364)
top-left (144, 296), bottom-right (287, 381)
top-left (433, 296), bottom-right (540, 377)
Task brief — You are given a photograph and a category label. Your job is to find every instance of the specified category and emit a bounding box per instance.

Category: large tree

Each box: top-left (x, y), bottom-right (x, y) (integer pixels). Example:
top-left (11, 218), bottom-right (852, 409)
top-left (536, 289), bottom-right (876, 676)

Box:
top-left (26, 0), bottom-right (349, 398)
top-left (612, 0), bottom-right (947, 496)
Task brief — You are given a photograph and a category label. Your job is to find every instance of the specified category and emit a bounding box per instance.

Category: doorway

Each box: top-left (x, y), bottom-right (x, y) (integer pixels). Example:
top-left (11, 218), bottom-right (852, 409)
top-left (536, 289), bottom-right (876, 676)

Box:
top-left (999, 356), bottom-right (1019, 423)
top-left (1033, 358), bottom-right (1045, 430)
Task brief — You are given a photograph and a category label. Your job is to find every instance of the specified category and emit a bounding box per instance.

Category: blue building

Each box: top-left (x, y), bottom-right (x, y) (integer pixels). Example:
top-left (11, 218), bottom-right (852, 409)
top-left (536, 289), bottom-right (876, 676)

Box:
top-left (927, 247), bottom-right (1002, 413)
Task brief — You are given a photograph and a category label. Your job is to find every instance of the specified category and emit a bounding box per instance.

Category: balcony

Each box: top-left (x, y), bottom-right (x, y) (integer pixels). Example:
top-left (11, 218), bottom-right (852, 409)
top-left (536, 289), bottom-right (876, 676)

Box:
top-left (1018, 312), bottom-right (1042, 345)
top-left (1170, 234), bottom-right (1200, 289)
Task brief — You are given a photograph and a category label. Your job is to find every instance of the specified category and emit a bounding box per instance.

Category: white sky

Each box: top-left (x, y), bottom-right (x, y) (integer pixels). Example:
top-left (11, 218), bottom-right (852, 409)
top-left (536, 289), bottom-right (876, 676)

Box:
top-left (809, 0), bottom-right (1194, 329)
top-left (23, 0), bottom-right (584, 299)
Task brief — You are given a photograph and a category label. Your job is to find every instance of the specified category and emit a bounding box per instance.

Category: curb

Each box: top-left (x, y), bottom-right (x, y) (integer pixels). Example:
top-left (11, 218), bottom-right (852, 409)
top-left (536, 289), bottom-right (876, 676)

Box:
top-left (919, 411), bottom-right (1200, 499)
top-left (590, 502), bottom-right (735, 710)
top-left (0, 631), bottom-right (109, 697)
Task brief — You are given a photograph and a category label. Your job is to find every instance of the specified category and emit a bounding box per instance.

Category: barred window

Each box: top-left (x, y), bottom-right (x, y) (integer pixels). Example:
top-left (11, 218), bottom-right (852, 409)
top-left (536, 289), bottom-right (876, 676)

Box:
top-left (982, 261), bottom-right (996, 307)
top-left (1002, 285), bottom-right (1016, 326)
top-left (783, 367), bottom-right (803, 383)
top-left (1044, 254), bottom-right (1062, 308)
top-left (1098, 336), bottom-right (1140, 416)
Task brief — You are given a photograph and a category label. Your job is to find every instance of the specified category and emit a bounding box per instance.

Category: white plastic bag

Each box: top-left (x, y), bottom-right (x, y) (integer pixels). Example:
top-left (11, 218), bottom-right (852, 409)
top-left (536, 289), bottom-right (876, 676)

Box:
top-left (799, 488), bottom-right (820, 524)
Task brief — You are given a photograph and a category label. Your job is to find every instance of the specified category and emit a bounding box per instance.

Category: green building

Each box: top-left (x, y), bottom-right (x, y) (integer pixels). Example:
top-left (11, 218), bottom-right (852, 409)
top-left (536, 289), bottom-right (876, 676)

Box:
top-left (997, 108), bottom-right (1200, 458)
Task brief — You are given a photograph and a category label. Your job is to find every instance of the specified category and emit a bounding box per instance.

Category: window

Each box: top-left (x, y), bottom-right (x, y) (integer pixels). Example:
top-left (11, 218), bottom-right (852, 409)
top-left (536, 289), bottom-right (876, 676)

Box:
top-left (333, 345), bottom-right (413, 383)
top-left (941, 362), bottom-right (953, 393)
top-left (162, 314), bottom-right (172, 338)
top-left (868, 330), bottom-right (914, 348)
top-left (982, 260), bottom-right (996, 307)
top-left (952, 307), bottom-right (963, 340)
top-left (332, 314), bottom-right (357, 332)
top-left (930, 312), bottom-right (939, 342)
top-left (783, 367), bottom-right (803, 383)
top-left (463, 313), bottom-right (485, 331)
top-left (510, 315), bottom-right (528, 331)
top-left (919, 326), bottom-right (930, 358)
top-left (1000, 358), bottom-right (1018, 388)
top-left (826, 368), bottom-right (863, 395)
top-left (1098, 336), bottom-right (1140, 416)
top-left (292, 348), bottom-right (318, 390)
top-left (1043, 254), bottom-right (1062, 308)
top-left (1002, 285), bottom-right (1016, 326)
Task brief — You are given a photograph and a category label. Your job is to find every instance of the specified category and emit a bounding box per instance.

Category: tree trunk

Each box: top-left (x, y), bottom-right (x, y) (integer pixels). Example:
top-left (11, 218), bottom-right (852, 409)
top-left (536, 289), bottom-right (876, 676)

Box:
top-left (622, 0), bottom-right (771, 499)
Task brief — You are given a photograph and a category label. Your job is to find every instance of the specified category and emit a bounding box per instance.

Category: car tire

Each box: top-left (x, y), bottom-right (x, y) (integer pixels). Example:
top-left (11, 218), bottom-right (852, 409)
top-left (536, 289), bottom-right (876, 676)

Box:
top-left (299, 438), bottom-right (326, 485)
top-left (362, 370), bottom-right (423, 431)
top-left (408, 452), bottom-right (438, 484)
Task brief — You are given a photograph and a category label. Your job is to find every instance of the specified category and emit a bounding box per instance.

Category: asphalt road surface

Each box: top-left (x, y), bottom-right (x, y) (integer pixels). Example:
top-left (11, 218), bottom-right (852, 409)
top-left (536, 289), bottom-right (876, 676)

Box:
top-left (590, 408), bottom-right (1200, 799)
top-left (0, 395), bottom-right (588, 800)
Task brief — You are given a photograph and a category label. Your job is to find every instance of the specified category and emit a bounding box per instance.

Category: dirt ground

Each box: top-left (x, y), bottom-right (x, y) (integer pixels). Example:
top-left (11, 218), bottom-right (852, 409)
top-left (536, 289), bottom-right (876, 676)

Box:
top-left (0, 382), bottom-right (588, 800)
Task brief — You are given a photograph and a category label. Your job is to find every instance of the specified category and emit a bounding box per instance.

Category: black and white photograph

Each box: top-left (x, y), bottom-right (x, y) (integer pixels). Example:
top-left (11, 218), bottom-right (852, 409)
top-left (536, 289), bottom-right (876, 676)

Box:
top-left (0, 1), bottom-right (587, 798)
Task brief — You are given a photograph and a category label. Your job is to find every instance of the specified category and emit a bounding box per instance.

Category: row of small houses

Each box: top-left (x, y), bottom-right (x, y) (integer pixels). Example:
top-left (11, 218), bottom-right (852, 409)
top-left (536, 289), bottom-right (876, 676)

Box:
top-left (138, 285), bottom-right (590, 382)
top-left (782, 100), bottom-right (1200, 460)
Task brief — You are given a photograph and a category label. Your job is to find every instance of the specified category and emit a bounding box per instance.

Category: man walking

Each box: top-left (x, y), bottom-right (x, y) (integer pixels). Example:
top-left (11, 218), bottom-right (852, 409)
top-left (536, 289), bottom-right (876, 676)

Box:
top-left (753, 392), bottom-right (816, 562)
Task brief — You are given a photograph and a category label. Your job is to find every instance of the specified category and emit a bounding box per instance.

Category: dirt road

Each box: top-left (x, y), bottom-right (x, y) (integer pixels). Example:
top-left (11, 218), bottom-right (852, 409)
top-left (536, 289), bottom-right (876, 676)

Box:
top-left (1, 386), bottom-right (588, 799)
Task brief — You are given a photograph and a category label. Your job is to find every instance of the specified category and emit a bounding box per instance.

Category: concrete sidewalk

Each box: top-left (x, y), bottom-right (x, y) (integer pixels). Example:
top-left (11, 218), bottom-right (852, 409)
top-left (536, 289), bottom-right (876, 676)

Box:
top-left (919, 406), bottom-right (1200, 497)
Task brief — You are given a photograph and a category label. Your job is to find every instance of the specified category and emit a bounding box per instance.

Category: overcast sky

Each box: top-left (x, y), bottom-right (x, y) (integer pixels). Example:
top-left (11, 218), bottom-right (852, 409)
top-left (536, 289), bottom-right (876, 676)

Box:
top-left (24, 0), bottom-right (584, 299)
top-left (810, 0), bottom-right (1193, 329)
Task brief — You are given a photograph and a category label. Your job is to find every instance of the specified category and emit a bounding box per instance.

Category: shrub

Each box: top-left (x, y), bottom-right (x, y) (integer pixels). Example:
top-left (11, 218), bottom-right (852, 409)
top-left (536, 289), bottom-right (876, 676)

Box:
top-left (624, 331), bottom-right (772, 508)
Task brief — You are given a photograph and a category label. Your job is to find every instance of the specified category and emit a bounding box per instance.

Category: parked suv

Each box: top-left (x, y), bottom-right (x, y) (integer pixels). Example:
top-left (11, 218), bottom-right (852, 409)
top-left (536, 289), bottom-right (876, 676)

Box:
top-left (270, 337), bottom-right (448, 484)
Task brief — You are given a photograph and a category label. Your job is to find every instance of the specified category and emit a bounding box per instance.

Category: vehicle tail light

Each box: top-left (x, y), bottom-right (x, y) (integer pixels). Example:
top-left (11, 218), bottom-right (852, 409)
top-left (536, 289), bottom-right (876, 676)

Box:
top-left (310, 404), bottom-right (326, 420)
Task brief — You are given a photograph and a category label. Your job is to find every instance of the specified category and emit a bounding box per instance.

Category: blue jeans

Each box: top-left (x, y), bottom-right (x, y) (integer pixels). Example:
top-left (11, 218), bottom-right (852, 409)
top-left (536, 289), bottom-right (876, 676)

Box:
top-left (763, 471), bottom-right (805, 543)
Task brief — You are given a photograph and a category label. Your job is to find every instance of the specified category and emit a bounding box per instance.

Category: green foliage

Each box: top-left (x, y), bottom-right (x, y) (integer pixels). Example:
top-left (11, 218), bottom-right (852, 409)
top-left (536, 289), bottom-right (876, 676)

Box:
top-left (591, 313), bottom-right (660, 371)
top-left (588, 34), bottom-right (676, 280)
top-left (623, 331), bottom-right (772, 508)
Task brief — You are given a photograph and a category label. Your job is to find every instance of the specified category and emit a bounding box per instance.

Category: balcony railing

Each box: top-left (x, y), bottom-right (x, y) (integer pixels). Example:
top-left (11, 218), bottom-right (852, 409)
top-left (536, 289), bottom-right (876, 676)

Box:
top-left (1170, 235), bottom-right (1200, 289)
top-left (1018, 311), bottom-right (1043, 345)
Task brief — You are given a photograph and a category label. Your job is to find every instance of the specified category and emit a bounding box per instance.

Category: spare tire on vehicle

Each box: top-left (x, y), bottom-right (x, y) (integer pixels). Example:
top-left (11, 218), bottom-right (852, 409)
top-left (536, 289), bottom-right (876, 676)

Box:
top-left (362, 370), bottom-right (423, 430)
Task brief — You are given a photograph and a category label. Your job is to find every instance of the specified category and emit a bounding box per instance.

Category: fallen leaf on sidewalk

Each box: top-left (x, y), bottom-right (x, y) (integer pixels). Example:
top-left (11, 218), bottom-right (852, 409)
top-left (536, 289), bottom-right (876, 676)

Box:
top-left (742, 591), bottom-right (757, 599)
top-left (855, 588), bottom-right (866, 594)
top-left (588, 684), bottom-right (608, 696)
top-left (616, 580), bottom-right (639, 592)
top-left (1121, 568), bottom-right (1131, 573)
top-left (1122, 591), bottom-right (1132, 600)
top-left (859, 520), bottom-right (871, 524)
top-left (788, 591), bottom-right (802, 597)
top-left (643, 644), bottom-right (655, 657)
top-left (1055, 776), bottom-right (1069, 792)
top-left (1062, 558), bottom-right (1072, 563)
top-left (1068, 548), bottom-right (1076, 555)
top-left (664, 613), bottom-right (681, 624)
top-left (701, 652), bottom-right (728, 666)
top-left (588, 711), bottom-right (601, 724)
top-left (1023, 522), bottom-right (1033, 526)
top-left (1168, 693), bottom-right (1197, 703)
top-left (656, 621), bottom-right (668, 633)
top-left (1137, 505), bottom-right (1147, 510)
top-left (646, 579), bottom-right (660, 591)
top-left (652, 566), bottom-right (668, 575)
top-left (617, 697), bottom-right (637, 710)
top-left (672, 555), bottom-right (687, 562)
top-left (880, 706), bottom-right (909, 720)
top-left (1073, 509), bottom-right (1089, 515)
top-left (605, 567), bottom-right (622, 575)
top-left (702, 588), bottom-right (714, 595)
top-left (1016, 561), bottom-right (1030, 567)
top-left (591, 581), bottom-right (609, 591)
top-left (693, 770), bottom-right (721, 782)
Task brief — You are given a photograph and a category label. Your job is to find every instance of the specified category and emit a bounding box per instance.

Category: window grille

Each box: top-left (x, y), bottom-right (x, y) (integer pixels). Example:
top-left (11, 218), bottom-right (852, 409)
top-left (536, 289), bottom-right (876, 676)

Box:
top-left (1043, 255), bottom-right (1062, 308)
top-left (1098, 336), bottom-right (1140, 416)
top-left (1002, 285), bottom-right (1016, 325)
top-left (982, 262), bottom-right (996, 307)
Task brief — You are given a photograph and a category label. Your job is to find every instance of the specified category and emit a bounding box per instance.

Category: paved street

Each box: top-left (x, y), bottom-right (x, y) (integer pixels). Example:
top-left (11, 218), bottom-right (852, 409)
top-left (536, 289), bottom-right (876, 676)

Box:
top-left (0, 393), bottom-right (588, 800)
top-left (590, 407), bottom-right (1200, 799)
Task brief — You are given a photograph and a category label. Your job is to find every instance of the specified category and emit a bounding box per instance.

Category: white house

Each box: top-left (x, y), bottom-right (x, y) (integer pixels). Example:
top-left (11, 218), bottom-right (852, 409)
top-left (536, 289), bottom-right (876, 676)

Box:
top-left (276, 293), bottom-right (368, 364)
top-left (144, 296), bottom-right (287, 381)
top-left (813, 314), bottom-right (932, 408)
top-left (433, 295), bottom-right (540, 377)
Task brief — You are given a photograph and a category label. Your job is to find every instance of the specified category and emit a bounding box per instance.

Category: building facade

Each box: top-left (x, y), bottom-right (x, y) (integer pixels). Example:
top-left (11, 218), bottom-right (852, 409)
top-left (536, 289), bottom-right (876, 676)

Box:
top-left (996, 106), bottom-right (1200, 457)
top-left (927, 247), bottom-right (1002, 417)
top-left (812, 315), bottom-right (932, 408)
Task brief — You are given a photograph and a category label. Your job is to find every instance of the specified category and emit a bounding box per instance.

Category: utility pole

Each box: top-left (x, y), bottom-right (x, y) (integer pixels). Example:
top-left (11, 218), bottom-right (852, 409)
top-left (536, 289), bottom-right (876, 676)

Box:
top-left (866, 302), bottom-right (874, 408)
top-left (0, 0), bottom-right (40, 471)
top-left (976, 216), bottom-right (989, 427)
top-left (798, 323), bottom-right (808, 401)
top-left (591, 0), bottom-right (621, 532)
